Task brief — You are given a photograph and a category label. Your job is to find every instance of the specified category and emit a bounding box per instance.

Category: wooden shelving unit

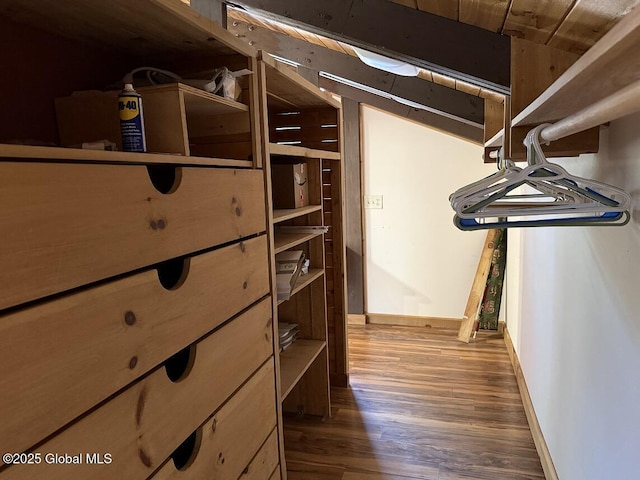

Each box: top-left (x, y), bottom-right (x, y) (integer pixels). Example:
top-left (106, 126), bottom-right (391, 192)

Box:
top-left (0, 2), bottom-right (282, 479)
top-left (258, 52), bottom-right (348, 445)
top-left (55, 81), bottom-right (256, 162)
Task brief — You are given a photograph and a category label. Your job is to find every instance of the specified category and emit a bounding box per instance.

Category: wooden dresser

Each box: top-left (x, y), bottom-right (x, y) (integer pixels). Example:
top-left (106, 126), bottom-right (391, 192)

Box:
top-left (0, 1), bottom-right (282, 479)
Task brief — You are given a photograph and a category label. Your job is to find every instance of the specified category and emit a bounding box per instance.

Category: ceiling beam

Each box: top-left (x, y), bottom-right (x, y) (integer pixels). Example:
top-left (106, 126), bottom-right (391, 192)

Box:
top-left (229, 0), bottom-right (510, 93)
top-left (190, 0), bottom-right (227, 27)
top-left (318, 76), bottom-right (483, 144)
top-left (228, 17), bottom-right (484, 126)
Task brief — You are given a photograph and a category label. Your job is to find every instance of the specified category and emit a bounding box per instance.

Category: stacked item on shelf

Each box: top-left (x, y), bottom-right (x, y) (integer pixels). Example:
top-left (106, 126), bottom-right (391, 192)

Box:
top-left (278, 322), bottom-right (300, 351)
top-left (275, 249), bottom-right (305, 301)
top-left (274, 226), bottom-right (328, 277)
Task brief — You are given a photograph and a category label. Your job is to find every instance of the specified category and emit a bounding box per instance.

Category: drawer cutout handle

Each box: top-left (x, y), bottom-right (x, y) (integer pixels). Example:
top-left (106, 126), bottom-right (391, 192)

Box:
top-left (164, 344), bottom-right (196, 383)
top-left (170, 428), bottom-right (202, 471)
top-left (157, 257), bottom-right (190, 291)
top-left (147, 165), bottom-right (182, 194)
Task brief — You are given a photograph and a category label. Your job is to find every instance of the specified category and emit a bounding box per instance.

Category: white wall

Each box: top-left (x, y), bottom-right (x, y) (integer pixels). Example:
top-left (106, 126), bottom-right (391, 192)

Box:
top-left (361, 103), bottom-right (640, 477)
top-left (506, 114), bottom-right (640, 480)
top-left (361, 106), bottom-right (495, 318)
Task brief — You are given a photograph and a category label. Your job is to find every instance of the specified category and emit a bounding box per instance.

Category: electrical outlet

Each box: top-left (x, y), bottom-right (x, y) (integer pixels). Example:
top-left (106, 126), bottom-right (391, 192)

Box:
top-left (365, 194), bottom-right (383, 209)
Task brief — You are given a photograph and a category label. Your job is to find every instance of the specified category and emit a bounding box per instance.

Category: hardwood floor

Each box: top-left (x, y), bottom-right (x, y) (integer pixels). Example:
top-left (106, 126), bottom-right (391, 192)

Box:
top-left (284, 324), bottom-right (544, 479)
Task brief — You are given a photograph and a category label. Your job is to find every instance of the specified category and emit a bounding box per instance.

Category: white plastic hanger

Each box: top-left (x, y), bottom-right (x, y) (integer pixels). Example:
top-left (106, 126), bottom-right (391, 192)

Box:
top-left (451, 124), bottom-right (631, 230)
top-left (450, 151), bottom-right (584, 220)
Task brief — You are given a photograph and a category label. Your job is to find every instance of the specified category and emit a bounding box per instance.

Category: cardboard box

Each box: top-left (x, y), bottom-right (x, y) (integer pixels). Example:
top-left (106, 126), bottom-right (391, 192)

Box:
top-left (271, 163), bottom-right (309, 208)
top-left (275, 250), bottom-right (304, 274)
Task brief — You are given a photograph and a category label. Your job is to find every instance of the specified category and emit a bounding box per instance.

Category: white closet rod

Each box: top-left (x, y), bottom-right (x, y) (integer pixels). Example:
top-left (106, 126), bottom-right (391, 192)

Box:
top-left (540, 78), bottom-right (640, 143)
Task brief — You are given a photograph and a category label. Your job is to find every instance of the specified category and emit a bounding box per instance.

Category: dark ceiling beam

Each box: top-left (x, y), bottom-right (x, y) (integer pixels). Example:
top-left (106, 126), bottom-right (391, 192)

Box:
top-left (190, 0), bottom-right (227, 27)
top-left (318, 76), bottom-right (483, 144)
top-left (229, 0), bottom-right (510, 93)
top-left (228, 18), bottom-right (484, 126)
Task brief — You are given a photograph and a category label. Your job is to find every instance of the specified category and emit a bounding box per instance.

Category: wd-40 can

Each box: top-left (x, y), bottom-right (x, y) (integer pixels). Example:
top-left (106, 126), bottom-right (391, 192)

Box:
top-left (118, 83), bottom-right (147, 152)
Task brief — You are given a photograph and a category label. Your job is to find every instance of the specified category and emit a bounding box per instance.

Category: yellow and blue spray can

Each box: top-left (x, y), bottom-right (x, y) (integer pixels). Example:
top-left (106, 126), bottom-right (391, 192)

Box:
top-left (118, 83), bottom-right (146, 152)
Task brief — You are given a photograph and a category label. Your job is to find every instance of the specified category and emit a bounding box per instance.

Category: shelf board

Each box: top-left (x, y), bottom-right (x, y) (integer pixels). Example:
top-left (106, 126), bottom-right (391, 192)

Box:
top-left (278, 268), bottom-right (324, 306)
top-left (0, 0), bottom-right (252, 57)
top-left (279, 339), bottom-right (327, 399)
top-left (485, 129), bottom-right (504, 148)
top-left (269, 142), bottom-right (341, 160)
top-left (261, 53), bottom-right (341, 110)
top-left (180, 83), bottom-right (249, 115)
top-left (274, 231), bottom-right (323, 254)
top-left (512, 5), bottom-right (640, 127)
top-left (273, 205), bottom-right (322, 224)
top-left (0, 144), bottom-right (252, 168)
top-left (290, 268), bottom-right (324, 298)
top-left (138, 83), bottom-right (248, 116)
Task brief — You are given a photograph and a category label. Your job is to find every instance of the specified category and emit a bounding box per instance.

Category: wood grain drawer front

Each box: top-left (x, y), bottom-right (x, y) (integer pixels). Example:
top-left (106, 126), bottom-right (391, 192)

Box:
top-left (0, 299), bottom-right (274, 479)
top-left (0, 235), bottom-right (269, 461)
top-left (238, 430), bottom-right (280, 480)
top-left (151, 365), bottom-right (278, 480)
top-left (269, 469), bottom-right (282, 480)
top-left (0, 162), bottom-right (266, 311)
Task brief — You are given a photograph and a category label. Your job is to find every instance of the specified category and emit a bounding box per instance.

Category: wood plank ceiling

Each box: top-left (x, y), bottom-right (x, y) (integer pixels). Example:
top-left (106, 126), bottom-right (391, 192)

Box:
top-left (230, 0), bottom-right (637, 96)
top-left (227, 0), bottom-right (637, 138)
top-left (390, 0), bottom-right (638, 54)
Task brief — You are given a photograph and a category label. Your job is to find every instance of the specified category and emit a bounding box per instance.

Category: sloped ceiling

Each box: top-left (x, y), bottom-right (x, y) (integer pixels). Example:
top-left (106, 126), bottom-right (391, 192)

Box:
top-left (225, 0), bottom-right (637, 141)
top-left (389, 0), bottom-right (637, 54)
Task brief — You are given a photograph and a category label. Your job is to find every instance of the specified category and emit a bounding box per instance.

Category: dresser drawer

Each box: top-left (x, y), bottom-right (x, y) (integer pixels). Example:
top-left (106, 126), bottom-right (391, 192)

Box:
top-left (0, 161), bottom-right (266, 310)
top-left (0, 298), bottom-right (274, 479)
top-left (151, 364), bottom-right (278, 480)
top-left (238, 430), bottom-right (280, 480)
top-left (0, 235), bottom-right (269, 460)
top-left (269, 469), bottom-right (282, 480)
